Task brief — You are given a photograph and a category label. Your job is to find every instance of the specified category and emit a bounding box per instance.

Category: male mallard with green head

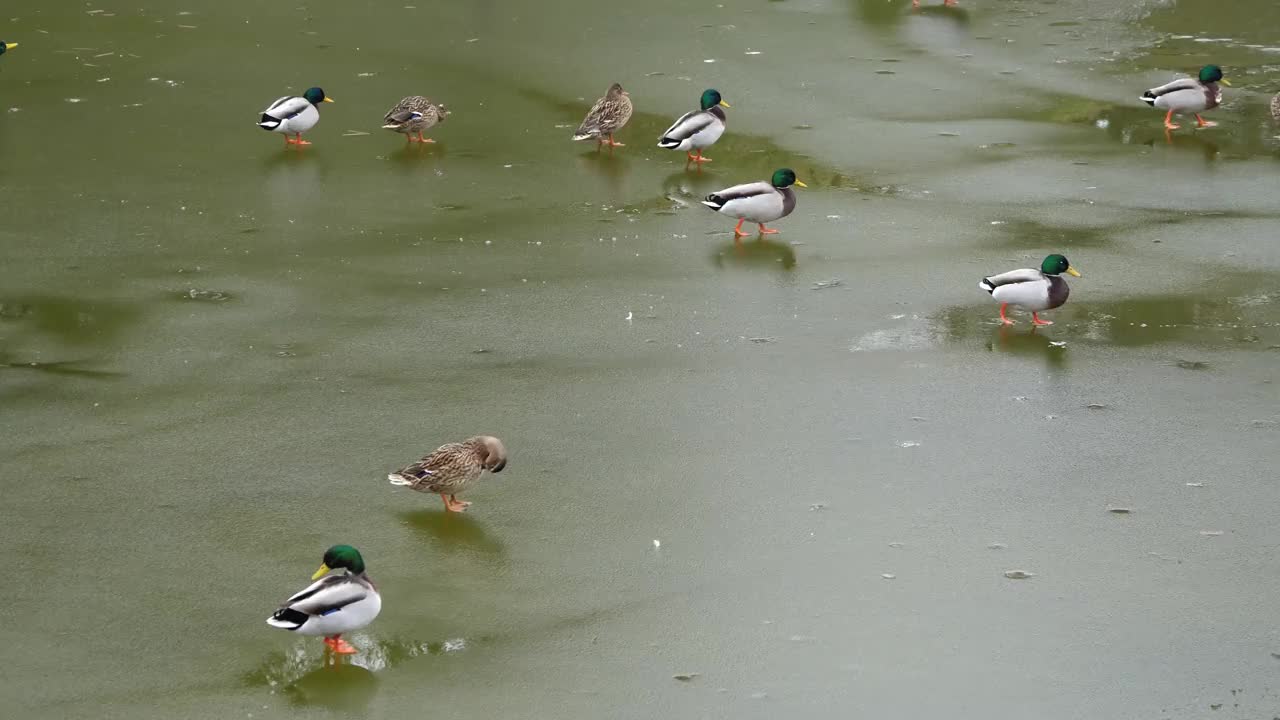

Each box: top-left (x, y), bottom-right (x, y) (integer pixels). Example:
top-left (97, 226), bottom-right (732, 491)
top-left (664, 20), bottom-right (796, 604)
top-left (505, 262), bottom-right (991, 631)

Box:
top-left (979, 254), bottom-right (1081, 326)
top-left (382, 96), bottom-right (447, 143)
top-left (573, 83), bottom-right (632, 148)
top-left (658, 89), bottom-right (731, 164)
top-left (267, 545), bottom-right (381, 655)
top-left (1141, 65), bottom-right (1229, 130)
top-left (258, 87), bottom-right (334, 146)
top-left (702, 168), bottom-right (807, 238)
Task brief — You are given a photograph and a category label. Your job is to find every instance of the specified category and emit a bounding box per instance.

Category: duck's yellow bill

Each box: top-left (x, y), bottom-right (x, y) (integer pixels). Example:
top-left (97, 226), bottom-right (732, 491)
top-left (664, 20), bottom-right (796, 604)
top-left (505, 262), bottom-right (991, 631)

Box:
top-left (311, 563), bottom-right (331, 580)
top-left (794, 180), bottom-right (808, 188)
top-left (719, 100), bottom-right (731, 108)
top-left (323, 97), bottom-right (335, 103)
top-left (1220, 78), bottom-right (1231, 86)
top-left (1066, 266), bottom-right (1081, 277)
top-left (4, 43), bottom-right (17, 50)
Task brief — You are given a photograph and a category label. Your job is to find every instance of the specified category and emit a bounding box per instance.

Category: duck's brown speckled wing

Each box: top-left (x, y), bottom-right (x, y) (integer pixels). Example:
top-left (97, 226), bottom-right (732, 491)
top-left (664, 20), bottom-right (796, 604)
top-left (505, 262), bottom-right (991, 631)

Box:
top-left (390, 441), bottom-right (482, 494)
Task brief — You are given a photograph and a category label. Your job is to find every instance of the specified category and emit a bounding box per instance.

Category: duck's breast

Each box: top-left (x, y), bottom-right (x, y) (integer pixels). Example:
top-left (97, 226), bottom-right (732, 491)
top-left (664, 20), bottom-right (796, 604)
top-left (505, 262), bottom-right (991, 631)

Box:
top-left (1046, 275), bottom-right (1070, 309)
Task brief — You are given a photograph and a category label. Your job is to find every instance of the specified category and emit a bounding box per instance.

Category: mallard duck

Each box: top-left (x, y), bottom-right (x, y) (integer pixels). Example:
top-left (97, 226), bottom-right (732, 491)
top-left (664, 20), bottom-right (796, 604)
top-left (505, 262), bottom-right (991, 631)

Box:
top-left (388, 436), bottom-right (507, 512)
top-left (979, 254), bottom-right (1081, 326)
top-left (1141, 65), bottom-right (1229, 130)
top-left (701, 168), bottom-right (807, 238)
top-left (267, 545), bottom-right (381, 655)
top-left (257, 87), bottom-right (334, 146)
top-left (382, 96), bottom-right (447, 143)
top-left (0, 41), bottom-right (17, 57)
top-left (658, 89), bottom-right (730, 164)
top-left (572, 83), bottom-right (632, 148)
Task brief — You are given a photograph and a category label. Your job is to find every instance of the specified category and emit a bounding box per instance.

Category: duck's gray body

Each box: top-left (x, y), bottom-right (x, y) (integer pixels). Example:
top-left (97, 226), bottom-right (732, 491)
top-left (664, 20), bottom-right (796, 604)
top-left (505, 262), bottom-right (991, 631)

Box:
top-left (1141, 77), bottom-right (1221, 114)
top-left (979, 269), bottom-right (1070, 312)
top-left (701, 182), bottom-right (796, 224)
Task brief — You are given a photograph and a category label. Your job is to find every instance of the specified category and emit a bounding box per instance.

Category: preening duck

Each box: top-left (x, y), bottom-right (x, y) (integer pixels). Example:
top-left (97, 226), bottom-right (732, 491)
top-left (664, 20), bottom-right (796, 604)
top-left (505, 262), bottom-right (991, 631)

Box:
top-left (658, 88), bottom-right (730, 164)
top-left (267, 545), bottom-right (381, 655)
top-left (258, 87), bottom-right (334, 146)
top-left (702, 168), bottom-right (806, 238)
top-left (388, 435), bottom-right (508, 512)
top-left (979, 254), bottom-right (1081, 326)
top-left (573, 83), bottom-right (633, 148)
top-left (1141, 65), bottom-right (1228, 130)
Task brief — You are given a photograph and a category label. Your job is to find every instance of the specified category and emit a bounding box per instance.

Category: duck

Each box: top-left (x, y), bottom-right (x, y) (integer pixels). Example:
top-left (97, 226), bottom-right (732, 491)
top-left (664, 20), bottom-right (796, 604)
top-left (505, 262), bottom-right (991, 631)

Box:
top-left (257, 87), bottom-right (334, 146)
top-left (572, 83), bottom-right (632, 148)
top-left (0, 41), bottom-right (17, 57)
top-left (388, 436), bottom-right (508, 512)
top-left (1140, 65), bottom-right (1228, 130)
top-left (267, 545), bottom-right (381, 655)
top-left (701, 168), bottom-right (807, 238)
top-left (658, 89), bottom-right (730, 164)
top-left (979, 254), bottom-right (1081, 326)
top-left (382, 96), bottom-right (447, 143)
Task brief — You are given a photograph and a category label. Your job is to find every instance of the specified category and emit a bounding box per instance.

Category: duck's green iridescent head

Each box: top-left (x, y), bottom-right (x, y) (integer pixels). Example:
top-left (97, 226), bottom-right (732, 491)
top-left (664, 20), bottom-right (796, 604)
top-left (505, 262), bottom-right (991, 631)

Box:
top-left (700, 89), bottom-right (730, 110)
top-left (0, 41), bottom-right (17, 55)
top-left (770, 168), bottom-right (808, 189)
top-left (1198, 65), bottom-right (1227, 85)
top-left (303, 87), bottom-right (334, 105)
top-left (313, 544), bottom-right (365, 579)
top-left (1041, 253), bottom-right (1081, 277)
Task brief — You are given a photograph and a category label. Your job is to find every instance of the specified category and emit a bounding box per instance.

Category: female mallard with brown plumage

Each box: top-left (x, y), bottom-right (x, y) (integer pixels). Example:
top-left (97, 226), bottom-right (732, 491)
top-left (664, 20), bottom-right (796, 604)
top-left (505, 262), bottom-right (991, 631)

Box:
top-left (382, 96), bottom-right (447, 143)
top-left (572, 83), bottom-right (632, 148)
top-left (387, 436), bottom-right (507, 512)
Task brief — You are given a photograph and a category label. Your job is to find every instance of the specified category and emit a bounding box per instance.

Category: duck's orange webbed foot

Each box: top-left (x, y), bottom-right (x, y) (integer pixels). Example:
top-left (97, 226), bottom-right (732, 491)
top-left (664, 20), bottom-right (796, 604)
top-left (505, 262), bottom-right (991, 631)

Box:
top-left (440, 494), bottom-right (470, 512)
top-left (687, 151), bottom-right (711, 163)
top-left (999, 304), bottom-right (1016, 326)
top-left (294, 134), bottom-right (312, 146)
top-left (757, 224), bottom-right (780, 235)
top-left (324, 635), bottom-right (357, 655)
top-left (732, 219), bottom-right (747, 238)
top-left (1194, 114), bottom-right (1217, 128)
top-left (1031, 313), bottom-right (1054, 326)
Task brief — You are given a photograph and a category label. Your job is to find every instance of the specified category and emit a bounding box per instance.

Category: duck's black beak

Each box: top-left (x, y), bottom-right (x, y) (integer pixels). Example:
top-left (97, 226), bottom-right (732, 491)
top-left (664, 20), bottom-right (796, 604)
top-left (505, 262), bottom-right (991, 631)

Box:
top-left (490, 459), bottom-right (507, 473)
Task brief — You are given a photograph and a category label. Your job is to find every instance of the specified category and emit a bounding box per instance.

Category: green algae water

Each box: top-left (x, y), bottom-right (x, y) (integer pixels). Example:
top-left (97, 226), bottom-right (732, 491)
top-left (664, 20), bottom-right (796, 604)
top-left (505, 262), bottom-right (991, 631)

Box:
top-left (3, 1), bottom-right (1279, 717)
